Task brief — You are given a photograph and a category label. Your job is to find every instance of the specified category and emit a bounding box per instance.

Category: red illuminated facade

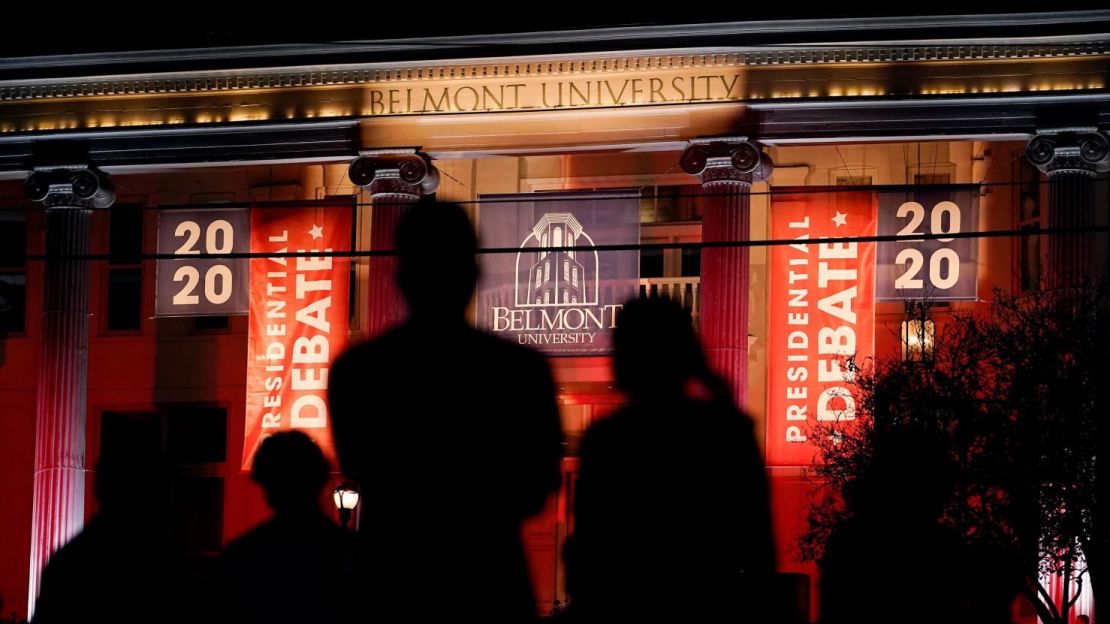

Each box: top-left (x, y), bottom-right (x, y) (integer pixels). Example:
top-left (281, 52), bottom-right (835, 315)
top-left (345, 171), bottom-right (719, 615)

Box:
top-left (1, 11), bottom-right (1109, 622)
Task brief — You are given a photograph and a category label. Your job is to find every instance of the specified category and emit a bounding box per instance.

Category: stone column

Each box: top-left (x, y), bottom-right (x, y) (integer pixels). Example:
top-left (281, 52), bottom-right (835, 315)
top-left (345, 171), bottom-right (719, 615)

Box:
top-left (348, 150), bottom-right (439, 338)
top-left (24, 167), bottom-right (114, 614)
top-left (680, 138), bottom-right (773, 410)
top-left (1026, 129), bottom-right (1110, 288)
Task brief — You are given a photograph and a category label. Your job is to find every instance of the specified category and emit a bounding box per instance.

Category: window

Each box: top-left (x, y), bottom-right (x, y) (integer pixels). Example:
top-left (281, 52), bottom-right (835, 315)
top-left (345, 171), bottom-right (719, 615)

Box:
top-left (0, 212), bottom-right (27, 335)
top-left (640, 246), bottom-right (664, 278)
top-left (544, 261), bottom-right (550, 283)
top-left (553, 227), bottom-right (562, 248)
top-left (681, 248), bottom-right (701, 278)
top-left (641, 185), bottom-right (702, 223)
top-left (563, 291), bottom-right (568, 304)
top-left (640, 233), bottom-right (702, 279)
top-left (572, 267), bottom-right (578, 287)
top-left (563, 260), bottom-right (569, 281)
top-left (544, 291), bottom-right (551, 304)
top-left (167, 406), bottom-right (228, 464)
top-left (106, 205), bottom-right (143, 330)
top-left (100, 411), bottom-right (161, 458)
top-left (638, 225), bottom-right (701, 324)
top-left (536, 268), bottom-right (542, 287)
top-left (100, 406), bottom-right (227, 563)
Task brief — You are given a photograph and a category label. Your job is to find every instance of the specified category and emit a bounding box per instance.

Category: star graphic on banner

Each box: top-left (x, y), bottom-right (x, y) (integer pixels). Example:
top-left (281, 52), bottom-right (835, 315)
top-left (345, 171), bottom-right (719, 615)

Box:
top-left (831, 211), bottom-right (848, 227)
top-left (309, 224), bottom-right (324, 240)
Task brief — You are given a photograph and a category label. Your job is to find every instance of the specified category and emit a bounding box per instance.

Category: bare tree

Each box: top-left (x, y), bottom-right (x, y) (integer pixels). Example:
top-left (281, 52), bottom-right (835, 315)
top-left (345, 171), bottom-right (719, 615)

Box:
top-left (802, 286), bottom-right (1110, 624)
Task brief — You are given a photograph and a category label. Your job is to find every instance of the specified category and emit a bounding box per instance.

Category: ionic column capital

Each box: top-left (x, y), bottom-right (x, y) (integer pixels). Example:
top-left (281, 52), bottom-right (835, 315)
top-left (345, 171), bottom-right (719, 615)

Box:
top-left (347, 148), bottom-right (440, 198)
top-left (1026, 129), bottom-right (1110, 176)
top-left (680, 137), bottom-right (773, 187)
top-left (24, 166), bottom-right (115, 209)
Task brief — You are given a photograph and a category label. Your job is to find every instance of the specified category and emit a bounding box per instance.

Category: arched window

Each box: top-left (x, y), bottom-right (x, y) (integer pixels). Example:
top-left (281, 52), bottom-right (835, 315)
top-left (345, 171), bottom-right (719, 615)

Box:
top-left (544, 261), bottom-right (550, 282)
top-left (553, 227), bottom-right (562, 248)
top-left (563, 260), bottom-right (569, 281)
top-left (536, 297), bottom-right (541, 305)
top-left (563, 291), bottom-right (569, 304)
top-left (544, 291), bottom-right (551, 304)
top-left (536, 268), bottom-right (542, 286)
top-left (572, 267), bottom-right (578, 287)
top-left (572, 296), bottom-right (577, 304)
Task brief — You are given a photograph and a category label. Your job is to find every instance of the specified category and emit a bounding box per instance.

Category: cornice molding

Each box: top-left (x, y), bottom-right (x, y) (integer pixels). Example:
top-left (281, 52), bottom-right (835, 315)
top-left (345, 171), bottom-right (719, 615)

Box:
top-left (0, 99), bottom-right (1108, 172)
top-left (1, 44), bottom-right (1108, 103)
top-left (0, 120), bottom-right (360, 173)
top-left (2, 10), bottom-right (1109, 73)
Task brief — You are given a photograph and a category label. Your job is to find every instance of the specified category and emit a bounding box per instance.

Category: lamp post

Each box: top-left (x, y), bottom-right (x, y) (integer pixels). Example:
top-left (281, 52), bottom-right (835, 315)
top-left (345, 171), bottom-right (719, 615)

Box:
top-left (901, 300), bottom-right (935, 365)
top-left (332, 481), bottom-right (360, 530)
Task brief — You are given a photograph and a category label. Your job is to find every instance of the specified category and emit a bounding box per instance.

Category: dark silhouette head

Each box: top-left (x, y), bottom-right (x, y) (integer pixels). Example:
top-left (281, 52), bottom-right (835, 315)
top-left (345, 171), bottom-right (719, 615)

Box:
top-left (251, 431), bottom-right (330, 517)
top-left (396, 201), bottom-right (478, 321)
top-left (95, 420), bottom-right (172, 524)
top-left (613, 296), bottom-right (705, 400)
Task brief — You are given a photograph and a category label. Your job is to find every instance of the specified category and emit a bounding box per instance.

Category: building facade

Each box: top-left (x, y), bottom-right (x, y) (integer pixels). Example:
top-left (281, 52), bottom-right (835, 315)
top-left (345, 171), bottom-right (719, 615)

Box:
top-left (1, 11), bottom-right (1109, 621)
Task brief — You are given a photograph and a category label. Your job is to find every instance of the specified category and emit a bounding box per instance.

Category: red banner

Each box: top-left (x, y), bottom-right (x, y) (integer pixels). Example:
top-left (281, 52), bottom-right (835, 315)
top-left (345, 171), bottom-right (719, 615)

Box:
top-left (243, 204), bottom-right (352, 469)
top-left (767, 190), bottom-right (875, 467)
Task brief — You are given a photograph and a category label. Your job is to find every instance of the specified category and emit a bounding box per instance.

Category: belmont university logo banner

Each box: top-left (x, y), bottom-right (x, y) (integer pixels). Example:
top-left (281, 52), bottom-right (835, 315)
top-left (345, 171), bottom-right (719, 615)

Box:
top-left (477, 191), bottom-right (640, 356)
top-left (243, 203), bottom-right (352, 469)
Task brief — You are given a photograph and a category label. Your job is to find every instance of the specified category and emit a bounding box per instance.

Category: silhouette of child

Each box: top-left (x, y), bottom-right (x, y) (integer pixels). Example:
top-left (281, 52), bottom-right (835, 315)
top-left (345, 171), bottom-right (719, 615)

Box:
top-left (214, 431), bottom-right (354, 624)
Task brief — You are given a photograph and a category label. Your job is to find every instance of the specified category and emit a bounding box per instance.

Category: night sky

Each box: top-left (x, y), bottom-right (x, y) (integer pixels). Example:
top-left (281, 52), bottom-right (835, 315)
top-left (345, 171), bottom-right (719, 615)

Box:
top-left (2, 1), bottom-right (1108, 57)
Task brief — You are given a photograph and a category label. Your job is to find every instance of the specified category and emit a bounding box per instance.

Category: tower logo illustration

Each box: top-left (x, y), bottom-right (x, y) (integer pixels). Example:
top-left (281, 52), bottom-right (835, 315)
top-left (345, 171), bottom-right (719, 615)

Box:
top-left (515, 213), bottom-right (599, 308)
top-left (478, 191), bottom-right (640, 355)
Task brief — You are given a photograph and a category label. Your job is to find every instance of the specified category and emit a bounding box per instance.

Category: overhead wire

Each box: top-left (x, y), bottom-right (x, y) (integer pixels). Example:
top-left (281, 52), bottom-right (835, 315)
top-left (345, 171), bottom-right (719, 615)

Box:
top-left (0, 177), bottom-right (1095, 212)
top-left (0, 177), bottom-right (1104, 261)
top-left (11, 223), bottom-right (1110, 262)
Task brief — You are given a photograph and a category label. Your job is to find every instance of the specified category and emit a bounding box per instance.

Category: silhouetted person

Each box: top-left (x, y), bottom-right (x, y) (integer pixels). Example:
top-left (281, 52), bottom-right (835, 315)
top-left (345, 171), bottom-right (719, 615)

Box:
top-left (329, 201), bottom-right (563, 622)
top-left (563, 296), bottom-right (776, 622)
top-left (32, 421), bottom-right (182, 624)
top-left (214, 431), bottom-right (354, 624)
top-left (818, 428), bottom-right (1009, 624)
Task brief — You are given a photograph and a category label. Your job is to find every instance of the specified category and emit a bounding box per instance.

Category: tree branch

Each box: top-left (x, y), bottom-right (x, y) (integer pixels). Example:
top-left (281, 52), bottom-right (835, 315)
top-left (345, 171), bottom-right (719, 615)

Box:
top-left (1021, 576), bottom-right (1061, 624)
top-left (1066, 575), bottom-right (1083, 608)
